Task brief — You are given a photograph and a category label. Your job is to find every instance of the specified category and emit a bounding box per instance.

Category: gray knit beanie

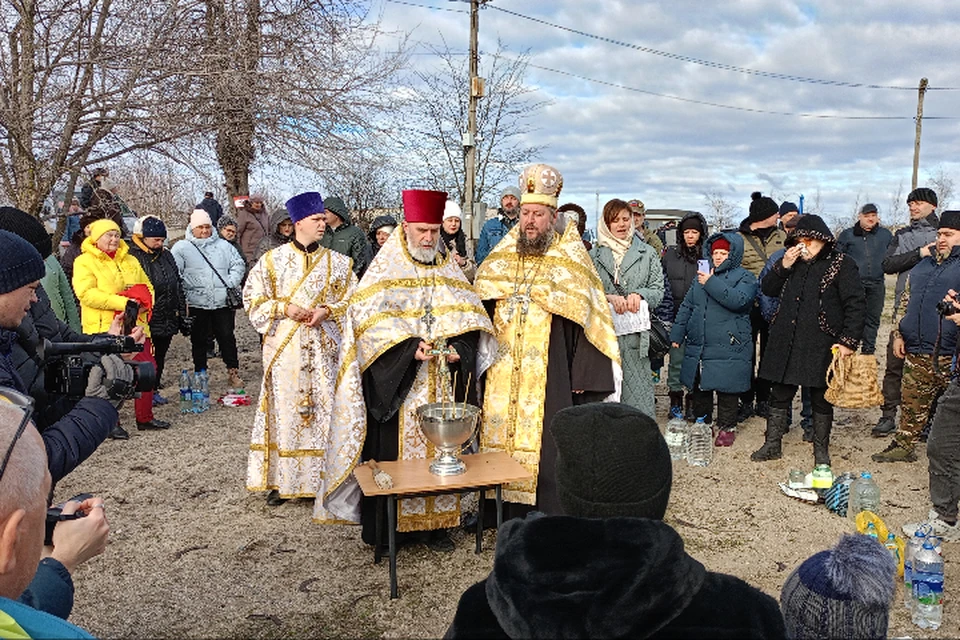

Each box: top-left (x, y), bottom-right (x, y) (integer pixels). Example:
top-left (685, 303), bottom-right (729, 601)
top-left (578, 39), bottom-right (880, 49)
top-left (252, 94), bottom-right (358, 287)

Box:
top-left (780, 534), bottom-right (896, 640)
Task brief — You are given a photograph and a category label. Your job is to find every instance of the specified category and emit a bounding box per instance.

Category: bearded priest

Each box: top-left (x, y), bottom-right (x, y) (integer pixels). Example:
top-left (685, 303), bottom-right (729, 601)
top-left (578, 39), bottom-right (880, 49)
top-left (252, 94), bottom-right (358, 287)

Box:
top-left (473, 164), bottom-right (621, 520)
top-left (314, 189), bottom-right (495, 552)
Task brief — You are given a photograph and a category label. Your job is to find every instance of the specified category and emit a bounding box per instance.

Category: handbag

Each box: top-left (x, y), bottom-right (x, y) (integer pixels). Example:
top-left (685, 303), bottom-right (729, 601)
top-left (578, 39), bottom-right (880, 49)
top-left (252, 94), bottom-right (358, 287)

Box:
top-left (191, 243), bottom-right (244, 310)
top-left (824, 350), bottom-right (884, 408)
top-left (647, 314), bottom-right (672, 361)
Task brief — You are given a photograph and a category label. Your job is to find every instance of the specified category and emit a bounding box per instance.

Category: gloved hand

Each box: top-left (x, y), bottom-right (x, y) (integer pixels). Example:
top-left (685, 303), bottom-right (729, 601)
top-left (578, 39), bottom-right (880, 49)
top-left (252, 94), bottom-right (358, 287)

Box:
top-left (179, 315), bottom-right (194, 337)
top-left (85, 355), bottom-right (134, 406)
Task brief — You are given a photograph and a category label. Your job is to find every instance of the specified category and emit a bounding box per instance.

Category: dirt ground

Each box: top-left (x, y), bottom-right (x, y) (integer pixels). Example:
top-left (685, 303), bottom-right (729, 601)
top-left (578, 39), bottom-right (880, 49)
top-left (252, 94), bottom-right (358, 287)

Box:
top-left (54, 288), bottom-right (956, 638)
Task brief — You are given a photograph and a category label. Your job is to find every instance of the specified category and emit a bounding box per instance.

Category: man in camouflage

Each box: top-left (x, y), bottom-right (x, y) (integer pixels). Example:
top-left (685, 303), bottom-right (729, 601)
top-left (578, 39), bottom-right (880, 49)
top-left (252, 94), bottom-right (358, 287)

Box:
top-left (872, 187), bottom-right (939, 436)
top-left (873, 209), bottom-right (960, 463)
top-left (628, 199), bottom-right (664, 254)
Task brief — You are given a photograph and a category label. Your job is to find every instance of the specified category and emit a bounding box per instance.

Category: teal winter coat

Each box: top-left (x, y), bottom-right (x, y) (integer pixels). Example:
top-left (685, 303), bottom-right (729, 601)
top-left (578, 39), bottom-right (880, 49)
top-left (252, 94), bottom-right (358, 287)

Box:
top-left (590, 237), bottom-right (664, 416)
top-left (669, 232), bottom-right (757, 394)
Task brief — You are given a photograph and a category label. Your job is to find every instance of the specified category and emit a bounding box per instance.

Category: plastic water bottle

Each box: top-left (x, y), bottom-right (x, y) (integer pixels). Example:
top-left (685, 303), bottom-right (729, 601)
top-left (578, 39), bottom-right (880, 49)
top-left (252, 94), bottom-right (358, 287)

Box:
top-left (912, 539), bottom-right (944, 629)
top-left (885, 533), bottom-right (900, 567)
top-left (199, 370), bottom-right (210, 412)
top-left (191, 371), bottom-right (204, 413)
top-left (904, 527), bottom-right (930, 611)
top-left (686, 416), bottom-right (712, 467)
top-left (849, 472), bottom-right (881, 519)
top-left (664, 408), bottom-right (688, 461)
top-left (179, 369), bottom-right (192, 414)
top-left (865, 521), bottom-right (879, 540)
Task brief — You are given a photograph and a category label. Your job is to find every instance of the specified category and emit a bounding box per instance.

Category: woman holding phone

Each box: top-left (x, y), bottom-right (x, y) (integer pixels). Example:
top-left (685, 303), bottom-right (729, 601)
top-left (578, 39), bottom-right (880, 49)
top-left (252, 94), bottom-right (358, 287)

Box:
top-left (73, 218), bottom-right (167, 438)
top-left (669, 232), bottom-right (757, 445)
top-left (589, 198), bottom-right (664, 416)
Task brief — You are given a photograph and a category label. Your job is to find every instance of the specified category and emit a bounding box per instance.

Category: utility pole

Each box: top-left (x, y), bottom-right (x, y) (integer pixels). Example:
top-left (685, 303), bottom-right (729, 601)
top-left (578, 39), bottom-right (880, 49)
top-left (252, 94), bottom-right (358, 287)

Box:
top-left (463, 0), bottom-right (485, 244)
top-left (912, 77), bottom-right (928, 191)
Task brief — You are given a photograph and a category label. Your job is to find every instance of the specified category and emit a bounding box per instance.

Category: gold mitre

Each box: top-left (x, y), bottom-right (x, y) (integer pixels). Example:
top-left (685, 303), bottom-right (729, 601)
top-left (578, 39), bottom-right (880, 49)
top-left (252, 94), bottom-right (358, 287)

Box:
top-left (519, 164), bottom-right (563, 208)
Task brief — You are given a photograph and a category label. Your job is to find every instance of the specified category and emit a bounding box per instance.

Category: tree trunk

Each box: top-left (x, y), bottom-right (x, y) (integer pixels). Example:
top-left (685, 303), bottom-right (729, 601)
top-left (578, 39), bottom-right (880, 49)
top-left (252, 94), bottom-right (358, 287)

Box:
top-left (205, 0), bottom-right (259, 212)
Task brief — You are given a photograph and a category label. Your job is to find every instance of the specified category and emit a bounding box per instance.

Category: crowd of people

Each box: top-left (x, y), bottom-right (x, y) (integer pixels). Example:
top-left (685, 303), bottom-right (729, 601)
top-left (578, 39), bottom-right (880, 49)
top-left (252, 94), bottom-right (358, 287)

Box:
top-left (2, 160), bottom-right (957, 637)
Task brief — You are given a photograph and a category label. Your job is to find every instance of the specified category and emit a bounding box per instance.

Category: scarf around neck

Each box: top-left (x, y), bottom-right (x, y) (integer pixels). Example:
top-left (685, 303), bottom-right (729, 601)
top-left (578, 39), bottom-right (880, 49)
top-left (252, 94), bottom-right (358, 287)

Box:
top-left (596, 216), bottom-right (632, 282)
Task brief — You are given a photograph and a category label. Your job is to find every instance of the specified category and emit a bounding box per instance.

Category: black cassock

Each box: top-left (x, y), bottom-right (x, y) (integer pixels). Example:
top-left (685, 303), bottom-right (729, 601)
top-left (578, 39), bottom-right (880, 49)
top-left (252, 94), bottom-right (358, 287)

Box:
top-left (359, 331), bottom-right (479, 545)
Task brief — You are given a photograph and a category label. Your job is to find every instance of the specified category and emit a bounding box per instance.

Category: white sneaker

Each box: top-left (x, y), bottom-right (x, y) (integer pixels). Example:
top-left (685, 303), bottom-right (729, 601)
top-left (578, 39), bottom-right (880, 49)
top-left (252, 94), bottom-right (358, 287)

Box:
top-left (903, 513), bottom-right (960, 543)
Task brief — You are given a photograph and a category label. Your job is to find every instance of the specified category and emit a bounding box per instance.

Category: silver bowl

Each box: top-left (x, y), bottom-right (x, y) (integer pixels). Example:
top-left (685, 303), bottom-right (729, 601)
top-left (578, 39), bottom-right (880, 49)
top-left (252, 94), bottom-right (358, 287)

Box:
top-left (415, 402), bottom-right (481, 476)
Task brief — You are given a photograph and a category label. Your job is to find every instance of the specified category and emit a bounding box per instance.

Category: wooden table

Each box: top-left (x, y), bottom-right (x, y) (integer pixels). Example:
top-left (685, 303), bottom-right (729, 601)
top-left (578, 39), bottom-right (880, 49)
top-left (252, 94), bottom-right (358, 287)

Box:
top-left (354, 451), bottom-right (531, 598)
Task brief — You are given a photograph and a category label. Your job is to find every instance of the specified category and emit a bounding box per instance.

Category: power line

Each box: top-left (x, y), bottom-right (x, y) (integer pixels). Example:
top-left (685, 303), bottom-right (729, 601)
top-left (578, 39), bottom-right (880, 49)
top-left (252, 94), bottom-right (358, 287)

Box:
top-left (518, 60), bottom-right (957, 119)
top-left (383, 0), bottom-right (467, 13)
top-left (407, 41), bottom-right (958, 120)
top-left (475, 4), bottom-right (958, 91)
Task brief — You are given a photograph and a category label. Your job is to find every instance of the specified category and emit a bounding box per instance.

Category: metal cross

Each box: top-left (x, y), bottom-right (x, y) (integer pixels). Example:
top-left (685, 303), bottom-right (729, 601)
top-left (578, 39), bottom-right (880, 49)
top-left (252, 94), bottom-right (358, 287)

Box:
top-left (421, 301), bottom-right (436, 336)
top-left (504, 293), bottom-right (531, 323)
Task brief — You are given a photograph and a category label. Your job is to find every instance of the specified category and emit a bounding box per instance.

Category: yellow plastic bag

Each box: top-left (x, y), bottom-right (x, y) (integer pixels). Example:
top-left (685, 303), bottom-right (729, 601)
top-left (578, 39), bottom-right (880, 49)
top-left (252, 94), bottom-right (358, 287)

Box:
top-left (856, 511), bottom-right (905, 577)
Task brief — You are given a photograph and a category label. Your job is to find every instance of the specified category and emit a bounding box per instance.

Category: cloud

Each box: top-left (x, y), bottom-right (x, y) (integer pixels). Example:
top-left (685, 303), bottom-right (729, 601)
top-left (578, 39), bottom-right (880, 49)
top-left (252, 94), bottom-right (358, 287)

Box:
top-left (373, 0), bottom-right (960, 227)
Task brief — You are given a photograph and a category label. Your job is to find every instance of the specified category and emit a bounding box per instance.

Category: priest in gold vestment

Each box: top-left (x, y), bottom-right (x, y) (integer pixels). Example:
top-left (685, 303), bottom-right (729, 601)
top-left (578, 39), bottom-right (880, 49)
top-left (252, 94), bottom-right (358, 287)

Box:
top-left (474, 164), bottom-right (622, 518)
top-left (244, 191), bottom-right (357, 506)
top-left (314, 189), bottom-right (495, 550)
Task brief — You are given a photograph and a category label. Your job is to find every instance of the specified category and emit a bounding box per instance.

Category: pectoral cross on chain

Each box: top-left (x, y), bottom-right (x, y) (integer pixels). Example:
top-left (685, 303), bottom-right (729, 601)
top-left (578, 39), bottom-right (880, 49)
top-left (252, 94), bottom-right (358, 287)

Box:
top-left (504, 293), bottom-right (531, 323)
top-left (422, 302), bottom-right (436, 336)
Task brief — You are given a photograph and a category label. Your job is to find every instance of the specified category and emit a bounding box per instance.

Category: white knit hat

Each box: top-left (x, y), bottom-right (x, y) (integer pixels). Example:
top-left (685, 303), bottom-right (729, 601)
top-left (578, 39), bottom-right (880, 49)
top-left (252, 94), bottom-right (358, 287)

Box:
top-left (443, 201), bottom-right (462, 221)
top-left (190, 209), bottom-right (212, 230)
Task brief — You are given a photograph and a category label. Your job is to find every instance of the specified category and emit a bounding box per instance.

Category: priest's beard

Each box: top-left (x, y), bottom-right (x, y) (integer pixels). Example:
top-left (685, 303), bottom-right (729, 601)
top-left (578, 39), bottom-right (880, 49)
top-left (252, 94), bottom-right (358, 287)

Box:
top-left (408, 237), bottom-right (439, 264)
top-left (517, 228), bottom-right (555, 257)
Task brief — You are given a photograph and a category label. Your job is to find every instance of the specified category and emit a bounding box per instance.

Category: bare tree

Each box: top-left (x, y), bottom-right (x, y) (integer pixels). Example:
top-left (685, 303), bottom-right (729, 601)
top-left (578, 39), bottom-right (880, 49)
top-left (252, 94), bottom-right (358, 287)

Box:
top-left (399, 39), bottom-right (548, 206)
top-left (702, 191), bottom-right (739, 231)
top-left (0, 0), bottom-right (198, 217)
top-left (109, 153), bottom-right (197, 228)
top-left (322, 151), bottom-right (402, 230)
top-left (804, 188), bottom-right (825, 217)
top-left (887, 181), bottom-right (906, 227)
top-left (179, 0), bottom-right (408, 209)
top-left (926, 166), bottom-right (955, 212)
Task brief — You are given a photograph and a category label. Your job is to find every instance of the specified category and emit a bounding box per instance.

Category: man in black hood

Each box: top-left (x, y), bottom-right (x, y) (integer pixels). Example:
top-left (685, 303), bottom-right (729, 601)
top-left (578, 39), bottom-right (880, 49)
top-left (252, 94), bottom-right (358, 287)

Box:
top-left (445, 403), bottom-right (785, 639)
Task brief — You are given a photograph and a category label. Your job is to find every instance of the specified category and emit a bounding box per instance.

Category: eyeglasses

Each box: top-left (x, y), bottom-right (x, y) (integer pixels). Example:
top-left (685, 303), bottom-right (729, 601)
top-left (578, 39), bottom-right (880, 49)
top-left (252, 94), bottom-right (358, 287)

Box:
top-left (0, 387), bottom-right (35, 485)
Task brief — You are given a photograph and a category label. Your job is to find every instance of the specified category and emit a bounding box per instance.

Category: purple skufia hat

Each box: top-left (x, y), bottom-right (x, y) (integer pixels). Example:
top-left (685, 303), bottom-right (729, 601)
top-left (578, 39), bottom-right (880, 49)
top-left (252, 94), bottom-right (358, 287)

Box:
top-left (285, 192), bottom-right (325, 223)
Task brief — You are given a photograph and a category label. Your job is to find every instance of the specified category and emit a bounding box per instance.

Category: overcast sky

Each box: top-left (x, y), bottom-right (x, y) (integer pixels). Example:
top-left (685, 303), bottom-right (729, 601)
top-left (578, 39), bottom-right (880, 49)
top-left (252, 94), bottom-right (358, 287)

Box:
top-left (372, 0), bottom-right (960, 228)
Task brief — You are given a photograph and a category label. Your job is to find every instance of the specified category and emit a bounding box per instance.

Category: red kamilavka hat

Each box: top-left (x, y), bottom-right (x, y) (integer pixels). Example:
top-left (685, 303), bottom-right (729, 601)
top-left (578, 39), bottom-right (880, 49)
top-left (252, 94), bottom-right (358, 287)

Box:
top-left (402, 190), bottom-right (447, 224)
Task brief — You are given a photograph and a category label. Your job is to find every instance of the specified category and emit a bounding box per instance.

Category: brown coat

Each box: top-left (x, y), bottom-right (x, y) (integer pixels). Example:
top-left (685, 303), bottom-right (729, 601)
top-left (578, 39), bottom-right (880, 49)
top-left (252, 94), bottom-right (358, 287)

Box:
top-left (235, 204), bottom-right (270, 264)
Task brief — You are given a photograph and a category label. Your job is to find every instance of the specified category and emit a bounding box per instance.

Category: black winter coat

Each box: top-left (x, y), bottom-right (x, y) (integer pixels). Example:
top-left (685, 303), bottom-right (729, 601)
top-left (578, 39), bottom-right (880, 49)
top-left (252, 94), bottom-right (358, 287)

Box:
top-left (0, 328), bottom-right (117, 483)
top-left (897, 246), bottom-right (960, 355)
top-left (836, 223), bottom-right (893, 282)
top-left (128, 242), bottom-right (187, 337)
top-left (759, 247), bottom-right (865, 388)
top-left (444, 514), bottom-right (786, 639)
top-left (661, 212), bottom-right (708, 317)
top-left (13, 286), bottom-right (91, 429)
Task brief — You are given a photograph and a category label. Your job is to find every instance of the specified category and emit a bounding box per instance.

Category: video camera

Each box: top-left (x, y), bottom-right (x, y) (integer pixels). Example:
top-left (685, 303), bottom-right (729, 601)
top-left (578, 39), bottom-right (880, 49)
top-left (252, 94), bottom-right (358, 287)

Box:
top-left (40, 336), bottom-right (155, 398)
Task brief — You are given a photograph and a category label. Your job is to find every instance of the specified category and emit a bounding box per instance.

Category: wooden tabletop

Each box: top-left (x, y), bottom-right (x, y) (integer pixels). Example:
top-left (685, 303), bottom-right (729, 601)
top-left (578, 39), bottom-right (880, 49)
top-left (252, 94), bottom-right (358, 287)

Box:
top-left (354, 451), bottom-right (531, 497)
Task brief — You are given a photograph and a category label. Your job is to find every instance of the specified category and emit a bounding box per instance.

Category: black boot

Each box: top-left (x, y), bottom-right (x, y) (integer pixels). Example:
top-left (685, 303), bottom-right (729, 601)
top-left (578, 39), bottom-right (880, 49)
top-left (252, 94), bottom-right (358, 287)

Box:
top-left (684, 393), bottom-right (695, 422)
top-left (812, 412), bottom-right (832, 466)
top-left (751, 407), bottom-right (789, 461)
top-left (669, 390), bottom-right (683, 414)
top-left (691, 389), bottom-right (714, 425)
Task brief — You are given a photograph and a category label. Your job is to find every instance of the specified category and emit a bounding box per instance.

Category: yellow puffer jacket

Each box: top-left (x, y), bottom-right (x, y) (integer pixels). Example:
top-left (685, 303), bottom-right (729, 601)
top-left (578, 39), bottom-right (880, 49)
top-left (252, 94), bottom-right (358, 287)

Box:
top-left (72, 236), bottom-right (155, 337)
